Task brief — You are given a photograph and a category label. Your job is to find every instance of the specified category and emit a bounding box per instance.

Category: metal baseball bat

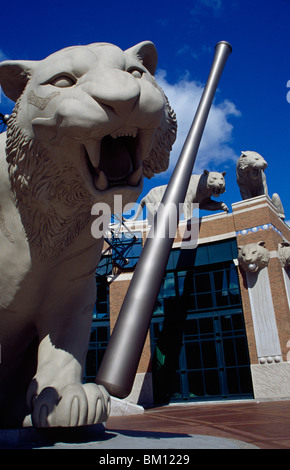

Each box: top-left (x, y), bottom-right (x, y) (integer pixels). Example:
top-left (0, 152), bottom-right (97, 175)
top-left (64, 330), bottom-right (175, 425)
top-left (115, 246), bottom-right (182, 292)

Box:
top-left (95, 41), bottom-right (232, 398)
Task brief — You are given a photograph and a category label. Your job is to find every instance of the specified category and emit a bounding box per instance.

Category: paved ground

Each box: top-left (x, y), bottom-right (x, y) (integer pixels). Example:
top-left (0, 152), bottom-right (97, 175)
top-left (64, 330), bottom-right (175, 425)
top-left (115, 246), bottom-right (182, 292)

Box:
top-left (1, 399), bottom-right (290, 449)
top-left (106, 399), bottom-right (290, 450)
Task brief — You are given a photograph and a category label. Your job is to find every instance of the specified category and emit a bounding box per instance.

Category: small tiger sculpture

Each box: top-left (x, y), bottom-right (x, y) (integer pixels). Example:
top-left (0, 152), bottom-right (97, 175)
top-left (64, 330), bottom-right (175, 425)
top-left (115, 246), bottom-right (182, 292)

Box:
top-left (238, 241), bottom-right (270, 273)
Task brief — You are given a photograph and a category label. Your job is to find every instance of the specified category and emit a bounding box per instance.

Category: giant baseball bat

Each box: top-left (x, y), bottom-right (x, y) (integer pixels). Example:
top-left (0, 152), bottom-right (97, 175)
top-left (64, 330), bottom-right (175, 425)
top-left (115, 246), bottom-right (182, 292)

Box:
top-left (95, 41), bottom-right (232, 398)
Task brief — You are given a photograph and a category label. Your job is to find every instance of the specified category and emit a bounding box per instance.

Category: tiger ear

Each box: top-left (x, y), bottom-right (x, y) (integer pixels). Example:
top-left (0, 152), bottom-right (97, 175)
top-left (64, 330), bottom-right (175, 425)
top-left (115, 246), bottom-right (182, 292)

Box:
top-left (203, 169), bottom-right (209, 175)
top-left (125, 41), bottom-right (158, 75)
top-left (222, 171), bottom-right (226, 177)
top-left (0, 60), bottom-right (37, 102)
top-left (258, 241), bottom-right (266, 247)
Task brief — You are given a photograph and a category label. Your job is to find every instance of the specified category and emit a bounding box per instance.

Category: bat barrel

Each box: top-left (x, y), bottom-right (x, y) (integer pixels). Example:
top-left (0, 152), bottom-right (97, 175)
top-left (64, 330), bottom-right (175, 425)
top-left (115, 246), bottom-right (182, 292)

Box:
top-left (95, 41), bottom-right (232, 398)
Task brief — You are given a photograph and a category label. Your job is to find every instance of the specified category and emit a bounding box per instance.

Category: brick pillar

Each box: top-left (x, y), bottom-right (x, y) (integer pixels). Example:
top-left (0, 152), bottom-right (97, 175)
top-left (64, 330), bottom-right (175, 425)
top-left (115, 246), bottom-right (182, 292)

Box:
top-left (232, 196), bottom-right (290, 398)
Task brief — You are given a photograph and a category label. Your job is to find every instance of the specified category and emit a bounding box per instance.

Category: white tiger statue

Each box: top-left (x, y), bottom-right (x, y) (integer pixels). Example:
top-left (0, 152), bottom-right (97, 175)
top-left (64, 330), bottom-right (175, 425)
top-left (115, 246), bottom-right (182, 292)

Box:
top-left (238, 241), bottom-right (270, 273)
top-left (124, 170), bottom-right (228, 224)
top-left (236, 151), bottom-right (285, 219)
top-left (0, 41), bottom-right (177, 427)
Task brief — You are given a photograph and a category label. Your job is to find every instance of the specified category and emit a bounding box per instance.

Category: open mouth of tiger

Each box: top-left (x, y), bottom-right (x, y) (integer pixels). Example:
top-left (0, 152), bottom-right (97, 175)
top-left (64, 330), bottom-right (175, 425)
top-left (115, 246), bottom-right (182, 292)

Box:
top-left (212, 187), bottom-right (223, 196)
top-left (251, 168), bottom-right (260, 178)
top-left (83, 129), bottom-right (144, 192)
top-left (246, 262), bottom-right (258, 272)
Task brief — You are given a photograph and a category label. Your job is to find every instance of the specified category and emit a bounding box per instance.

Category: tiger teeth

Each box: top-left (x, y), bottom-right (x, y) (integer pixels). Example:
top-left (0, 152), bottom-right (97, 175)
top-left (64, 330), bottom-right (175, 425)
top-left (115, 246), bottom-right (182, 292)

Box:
top-left (94, 170), bottom-right (109, 191)
top-left (127, 166), bottom-right (142, 186)
top-left (85, 141), bottom-right (101, 168)
top-left (85, 129), bottom-right (143, 191)
top-left (111, 128), bottom-right (138, 139)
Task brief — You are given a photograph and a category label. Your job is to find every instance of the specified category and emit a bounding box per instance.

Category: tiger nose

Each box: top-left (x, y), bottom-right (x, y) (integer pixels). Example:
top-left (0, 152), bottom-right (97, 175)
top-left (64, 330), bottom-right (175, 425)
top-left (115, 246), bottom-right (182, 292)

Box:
top-left (88, 72), bottom-right (140, 117)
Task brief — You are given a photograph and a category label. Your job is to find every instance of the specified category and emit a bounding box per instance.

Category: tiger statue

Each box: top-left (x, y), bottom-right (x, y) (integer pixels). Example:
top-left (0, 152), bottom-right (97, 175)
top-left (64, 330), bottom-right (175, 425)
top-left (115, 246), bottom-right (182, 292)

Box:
top-left (236, 151), bottom-right (285, 219)
top-left (124, 170), bottom-right (228, 225)
top-left (238, 241), bottom-right (270, 273)
top-left (0, 41), bottom-right (177, 427)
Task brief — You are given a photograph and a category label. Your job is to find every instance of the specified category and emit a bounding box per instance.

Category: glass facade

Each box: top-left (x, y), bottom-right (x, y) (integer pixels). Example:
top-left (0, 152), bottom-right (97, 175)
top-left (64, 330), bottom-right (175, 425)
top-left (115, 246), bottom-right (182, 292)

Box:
top-left (84, 237), bottom-right (253, 404)
top-left (154, 263), bottom-right (241, 316)
top-left (150, 240), bottom-right (253, 404)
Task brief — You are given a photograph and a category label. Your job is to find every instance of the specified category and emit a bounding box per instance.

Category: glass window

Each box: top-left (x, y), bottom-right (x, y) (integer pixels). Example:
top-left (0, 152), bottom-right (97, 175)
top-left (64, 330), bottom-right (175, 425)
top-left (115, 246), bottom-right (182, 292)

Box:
top-left (188, 371), bottom-right (204, 397)
top-left (184, 318), bottom-right (199, 336)
top-left (154, 258), bottom-right (242, 316)
top-left (208, 242), bottom-right (233, 264)
top-left (223, 338), bottom-right (237, 366)
top-left (168, 239), bottom-right (238, 271)
top-left (196, 292), bottom-right (213, 310)
top-left (232, 314), bottom-right (244, 332)
top-left (153, 297), bottom-right (164, 316)
top-left (204, 370), bottom-right (221, 396)
top-left (150, 244), bottom-right (253, 404)
top-left (226, 368), bottom-right (240, 395)
top-left (185, 342), bottom-right (202, 369)
top-left (194, 245), bottom-right (210, 266)
top-left (228, 267), bottom-right (241, 304)
top-left (195, 272), bottom-right (211, 293)
top-left (84, 322), bottom-right (110, 383)
top-left (163, 272), bottom-right (176, 298)
top-left (201, 340), bottom-right (218, 368)
top-left (220, 314), bottom-right (233, 334)
top-left (96, 255), bottom-right (112, 277)
top-left (93, 275), bottom-right (109, 319)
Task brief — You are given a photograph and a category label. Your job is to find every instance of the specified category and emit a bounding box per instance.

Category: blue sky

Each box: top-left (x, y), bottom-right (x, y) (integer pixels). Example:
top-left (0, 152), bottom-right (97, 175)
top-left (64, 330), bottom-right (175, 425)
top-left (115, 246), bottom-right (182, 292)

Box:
top-left (1, 0), bottom-right (290, 222)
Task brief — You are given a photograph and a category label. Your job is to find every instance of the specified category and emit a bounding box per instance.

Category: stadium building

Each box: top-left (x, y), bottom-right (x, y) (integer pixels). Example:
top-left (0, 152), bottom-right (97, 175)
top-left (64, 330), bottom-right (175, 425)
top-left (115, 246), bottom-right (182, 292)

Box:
top-left (84, 195), bottom-right (290, 407)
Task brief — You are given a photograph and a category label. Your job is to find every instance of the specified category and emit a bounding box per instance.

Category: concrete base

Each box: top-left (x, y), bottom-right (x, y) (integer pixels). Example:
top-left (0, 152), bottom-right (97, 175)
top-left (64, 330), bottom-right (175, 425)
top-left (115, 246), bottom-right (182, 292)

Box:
top-left (0, 397), bottom-right (146, 449)
top-left (0, 424), bottom-right (105, 449)
top-left (0, 426), bottom-right (258, 449)
top-left (124, 372), bottom-right (154, 407)
top-left (110, 396), bottom-right (144, 416)
top-left (251, 362), bottom-right (290, 399)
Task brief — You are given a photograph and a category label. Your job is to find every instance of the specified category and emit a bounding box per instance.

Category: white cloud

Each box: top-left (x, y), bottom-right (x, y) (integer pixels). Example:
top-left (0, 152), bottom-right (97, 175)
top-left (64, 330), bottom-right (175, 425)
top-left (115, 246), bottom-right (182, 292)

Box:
top-left (156, 70), bottom-right (241, 176)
